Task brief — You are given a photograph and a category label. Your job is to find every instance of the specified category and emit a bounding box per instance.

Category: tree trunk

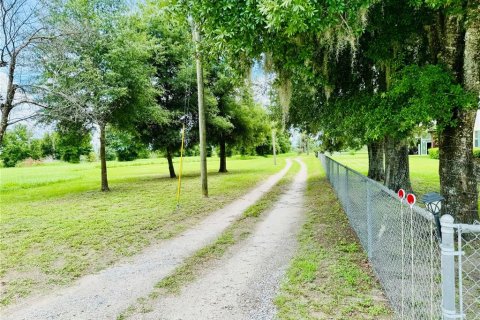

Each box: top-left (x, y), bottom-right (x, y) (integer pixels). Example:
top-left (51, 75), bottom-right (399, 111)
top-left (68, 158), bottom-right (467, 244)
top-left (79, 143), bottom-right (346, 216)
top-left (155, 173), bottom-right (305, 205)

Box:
top-left (436, 4), bottom-right (479, 223)
top-left (167, 149), bottom-right (176, 178)
top-left (99, 123), bottom-right (109, 192)
top-left (384, 137), bottom-right (411, 192)
top-left (0, 107), bottom-right (9, 145)
top-left (440, 13), bottom-right (465, 84)
top-left (0, 55), bottom-right (17, 146)
top-left (464, 0), bottom-right (480, 95)
top-left (367, 140), bottom-right (385, 182)
top-left (439, 110), bottom-right (478, 223)
top-left (218, 139), bottom-right (227, 173)
top-left (192, 20), bottom-right (208, 197)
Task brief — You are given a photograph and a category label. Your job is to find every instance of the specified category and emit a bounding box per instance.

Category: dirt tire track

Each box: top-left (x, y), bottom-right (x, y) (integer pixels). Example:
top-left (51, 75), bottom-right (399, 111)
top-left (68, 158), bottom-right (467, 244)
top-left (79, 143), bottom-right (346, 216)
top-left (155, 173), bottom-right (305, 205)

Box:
top-left (132, 158), bottom-right (307, 320)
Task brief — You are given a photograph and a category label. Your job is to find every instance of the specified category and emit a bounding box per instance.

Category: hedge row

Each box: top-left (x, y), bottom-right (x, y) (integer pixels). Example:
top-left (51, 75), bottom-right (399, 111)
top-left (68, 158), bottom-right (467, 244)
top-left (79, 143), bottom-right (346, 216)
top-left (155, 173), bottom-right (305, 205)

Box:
top-left (428, 147), bottom-right (480, 159)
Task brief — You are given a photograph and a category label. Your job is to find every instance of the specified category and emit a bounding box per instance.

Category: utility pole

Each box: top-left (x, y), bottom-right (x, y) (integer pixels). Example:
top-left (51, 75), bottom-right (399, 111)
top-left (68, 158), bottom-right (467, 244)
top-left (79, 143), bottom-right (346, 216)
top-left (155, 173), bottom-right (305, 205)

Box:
top-left (306, 134), bottom-right (310, 155)
top-left (272, 128), bottom-right (277, 165)
top-left (191, 19), bottom-right (208, 197)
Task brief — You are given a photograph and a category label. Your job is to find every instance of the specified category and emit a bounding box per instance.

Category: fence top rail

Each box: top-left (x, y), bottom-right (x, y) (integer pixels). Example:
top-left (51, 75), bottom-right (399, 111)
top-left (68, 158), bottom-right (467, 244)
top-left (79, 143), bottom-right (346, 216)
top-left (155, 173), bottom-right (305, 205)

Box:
top-left (321, 153), bottom-right (435, 222)
top-left (455, 223), bottom-right (480, 233)
top-left (321, 153), bottom-right (367, 181)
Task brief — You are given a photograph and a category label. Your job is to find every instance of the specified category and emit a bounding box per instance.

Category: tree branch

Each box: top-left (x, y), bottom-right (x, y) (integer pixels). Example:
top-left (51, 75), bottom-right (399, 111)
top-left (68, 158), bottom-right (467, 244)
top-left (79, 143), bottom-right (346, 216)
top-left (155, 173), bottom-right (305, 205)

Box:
top-left (12, 99), bottom-right (49, 109)
top-left (7, 113), bottom-right (37, 125)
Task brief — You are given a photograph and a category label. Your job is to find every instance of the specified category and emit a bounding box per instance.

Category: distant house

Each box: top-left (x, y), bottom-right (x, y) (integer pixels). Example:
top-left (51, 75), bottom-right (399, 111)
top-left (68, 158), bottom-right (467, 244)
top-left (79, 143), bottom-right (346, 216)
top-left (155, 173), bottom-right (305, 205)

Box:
top-left (417, 110), bottom-right (480, 155)
top-left (417, 132), bottom-right (434, 155)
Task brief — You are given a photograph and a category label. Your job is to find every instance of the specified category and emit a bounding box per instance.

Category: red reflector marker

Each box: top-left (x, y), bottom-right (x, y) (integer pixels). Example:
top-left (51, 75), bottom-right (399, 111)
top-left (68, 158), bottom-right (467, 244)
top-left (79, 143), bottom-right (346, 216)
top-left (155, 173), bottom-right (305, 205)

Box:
top-left (406, 193), bottom-right (416, 207)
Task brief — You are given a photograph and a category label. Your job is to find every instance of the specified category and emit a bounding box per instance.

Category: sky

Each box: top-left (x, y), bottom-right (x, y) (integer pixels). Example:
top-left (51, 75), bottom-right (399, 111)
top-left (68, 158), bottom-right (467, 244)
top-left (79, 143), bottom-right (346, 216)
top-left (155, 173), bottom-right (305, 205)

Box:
top-left (0, 71), bottom-right (49, 138)
top-left (251, 61), bottom-right (274, 107)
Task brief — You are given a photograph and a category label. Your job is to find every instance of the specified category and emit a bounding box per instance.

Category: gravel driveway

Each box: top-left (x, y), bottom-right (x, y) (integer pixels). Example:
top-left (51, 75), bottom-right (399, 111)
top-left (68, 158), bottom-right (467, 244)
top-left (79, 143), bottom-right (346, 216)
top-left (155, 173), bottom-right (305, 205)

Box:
top-left (1, 160), bottom-right (292, 320)
top-left (129, 158), bottom-right (307, 320)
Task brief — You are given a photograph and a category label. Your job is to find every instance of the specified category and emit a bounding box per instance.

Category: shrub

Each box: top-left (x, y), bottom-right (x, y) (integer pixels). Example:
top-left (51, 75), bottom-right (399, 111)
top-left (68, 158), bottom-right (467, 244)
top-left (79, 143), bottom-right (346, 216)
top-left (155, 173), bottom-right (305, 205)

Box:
top-left (206, 145), bottom-right (213, 157)
top-left (473, 148), bottom-right (480, 159)
top-left (225, 146), bottom-right (233, 157)
top-left (0, 125), bottom-right (32, 167)
top-left (105, 148), bottom-right (117, 161)
top-left (61, 146), bottom-right (82, 163)
top-left (87, 152), bottom-right (97, 162)
top-left (106, 128), bottom-right (148, 162)
top-left (184, 145), bottom-right (200, 157)
top-left (40, 133), bottom-right (58, 158)
top-left (277, 131), bottom-right (292, 153)
top-left (55, 128), bottom-right (92, 163)
top-left (137, 149), bottom-right (151, 159)
top-left (29, 139), bottom-right (43, 160)
top-left (429, 147), bottom-right (480, 159)
top-left (428, 147), bottom-right (439, 159)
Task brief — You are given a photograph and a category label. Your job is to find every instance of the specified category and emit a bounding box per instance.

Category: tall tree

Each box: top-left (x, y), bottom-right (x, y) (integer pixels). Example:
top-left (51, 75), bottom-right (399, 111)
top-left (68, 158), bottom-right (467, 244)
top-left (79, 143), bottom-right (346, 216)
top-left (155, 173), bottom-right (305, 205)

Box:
top-left (191, 19), bottom-right (209, 197)
top-left (136, 1), bottom-right (198, 178)
top-left (419, 0), bottom-right (480, 222)
top-left (39, 0), bottom-right (158, 191)
top-left (0, 0), bottom-right (51, 144)
top-left (206, 62), bottom-right (270, 172)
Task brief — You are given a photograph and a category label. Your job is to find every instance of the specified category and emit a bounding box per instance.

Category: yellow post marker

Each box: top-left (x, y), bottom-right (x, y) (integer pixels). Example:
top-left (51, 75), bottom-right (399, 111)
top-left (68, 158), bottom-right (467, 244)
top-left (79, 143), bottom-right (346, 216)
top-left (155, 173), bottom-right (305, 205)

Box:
top-left (176, 123), bottom-right (186, 207)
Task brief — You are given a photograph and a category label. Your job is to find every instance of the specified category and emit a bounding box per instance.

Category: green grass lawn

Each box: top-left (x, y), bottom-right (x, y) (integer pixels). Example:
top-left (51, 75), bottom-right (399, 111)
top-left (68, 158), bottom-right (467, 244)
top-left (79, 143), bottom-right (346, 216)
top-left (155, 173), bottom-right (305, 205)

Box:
top-left (0, 155), bottom-right (287, 306)
top-left (331, 153), bottom-right (440, 197)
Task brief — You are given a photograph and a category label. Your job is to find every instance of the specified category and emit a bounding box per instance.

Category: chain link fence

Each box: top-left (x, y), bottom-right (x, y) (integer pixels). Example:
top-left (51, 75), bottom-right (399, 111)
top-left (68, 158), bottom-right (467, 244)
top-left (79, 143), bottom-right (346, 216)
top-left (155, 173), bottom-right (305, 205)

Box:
top-left (319, 153), bottom-right (480, 319)
top-left (454, 224), bottom-right (480, 319)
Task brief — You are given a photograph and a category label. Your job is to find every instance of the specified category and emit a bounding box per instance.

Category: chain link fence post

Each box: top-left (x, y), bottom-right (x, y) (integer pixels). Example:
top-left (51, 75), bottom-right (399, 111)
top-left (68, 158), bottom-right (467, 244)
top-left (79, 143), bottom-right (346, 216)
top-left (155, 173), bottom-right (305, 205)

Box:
top-left (345, 169), bottom-right (350, 215)
top-left (336, 161), bottom-right (339, 189)
top-left (440, 214), bottom-right (458, 320)
top-left (366, 179), bottom-right (373, 259)
top-left (329, 158), bottom-right (332, 181)
top-left (325, 155), bottom-right (329, 179)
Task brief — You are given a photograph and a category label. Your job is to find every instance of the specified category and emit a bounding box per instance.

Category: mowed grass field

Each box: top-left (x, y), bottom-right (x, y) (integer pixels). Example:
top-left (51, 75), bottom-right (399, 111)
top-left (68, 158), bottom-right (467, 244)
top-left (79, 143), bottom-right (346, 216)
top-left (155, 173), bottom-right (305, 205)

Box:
top-left (331, 153), bottom-right (440, 197)
top-left (0, 155), bottom-right (286, 306)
